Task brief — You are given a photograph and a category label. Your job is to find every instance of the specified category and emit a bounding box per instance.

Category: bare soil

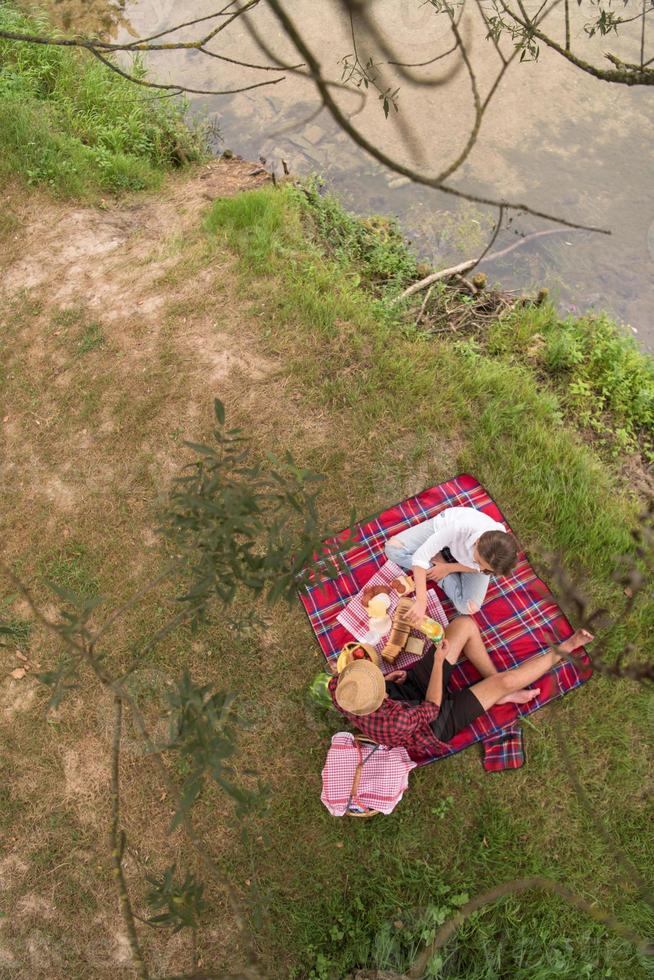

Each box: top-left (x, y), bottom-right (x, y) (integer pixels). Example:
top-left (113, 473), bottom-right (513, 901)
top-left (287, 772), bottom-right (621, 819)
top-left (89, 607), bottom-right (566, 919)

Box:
top-left (0, 157), bottom-right (324, 978)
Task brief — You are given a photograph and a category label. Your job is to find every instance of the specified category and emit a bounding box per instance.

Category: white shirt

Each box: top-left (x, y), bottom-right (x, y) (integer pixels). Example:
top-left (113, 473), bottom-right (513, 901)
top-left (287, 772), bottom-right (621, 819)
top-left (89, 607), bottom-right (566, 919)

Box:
top-left (411, 506), bottom-right (506, 572)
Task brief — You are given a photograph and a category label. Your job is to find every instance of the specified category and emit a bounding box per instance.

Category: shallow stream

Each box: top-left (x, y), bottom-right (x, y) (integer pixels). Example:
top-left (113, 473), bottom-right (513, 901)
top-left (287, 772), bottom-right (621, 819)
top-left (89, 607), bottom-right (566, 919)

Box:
top-left (27, 0), bottom-right (654, 347)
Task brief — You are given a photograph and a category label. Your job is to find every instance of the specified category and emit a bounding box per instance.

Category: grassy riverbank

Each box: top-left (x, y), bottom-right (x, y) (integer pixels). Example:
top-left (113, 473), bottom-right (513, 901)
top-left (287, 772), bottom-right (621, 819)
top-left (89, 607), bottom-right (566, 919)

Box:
top-left (0, 4), bottom-right (208, 199)
top-left (203, 184), bottom-right (653, 977)
top-left (0, 13), bottom-right (652, 975)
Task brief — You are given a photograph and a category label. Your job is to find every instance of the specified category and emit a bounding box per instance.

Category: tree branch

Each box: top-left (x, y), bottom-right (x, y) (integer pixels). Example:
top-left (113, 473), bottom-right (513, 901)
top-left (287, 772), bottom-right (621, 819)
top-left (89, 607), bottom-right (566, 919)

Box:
top-left (89, 47), bottom-right (286, 97)
top-left (499, 0), bottom-right (654, 84)
top-left (397, 225), bottom-right (566, 300)
top-left (263, 0), bottom-right (610, 233)
top-left (408, 875), bottom-right (652, 977)
top-left (110, 698), bottom-right (149, 979)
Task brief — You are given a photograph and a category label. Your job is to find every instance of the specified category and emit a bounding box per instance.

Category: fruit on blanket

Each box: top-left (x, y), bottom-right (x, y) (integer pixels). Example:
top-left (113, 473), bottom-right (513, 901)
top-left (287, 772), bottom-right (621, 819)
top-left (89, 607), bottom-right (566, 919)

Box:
top-left (352, 647), bottom-right (366, 660)
top-left (309, 672), bottom-right (333, 710)
top-left (337, 641), bottom-right (381, 672)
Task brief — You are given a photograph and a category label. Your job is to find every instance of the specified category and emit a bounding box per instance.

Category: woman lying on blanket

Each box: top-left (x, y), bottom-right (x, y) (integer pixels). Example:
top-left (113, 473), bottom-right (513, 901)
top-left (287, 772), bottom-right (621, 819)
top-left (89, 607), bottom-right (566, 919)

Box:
top-left (384, 505), bottom-right (518, 623)
top-left (329, 617), bottom-right (593, 756)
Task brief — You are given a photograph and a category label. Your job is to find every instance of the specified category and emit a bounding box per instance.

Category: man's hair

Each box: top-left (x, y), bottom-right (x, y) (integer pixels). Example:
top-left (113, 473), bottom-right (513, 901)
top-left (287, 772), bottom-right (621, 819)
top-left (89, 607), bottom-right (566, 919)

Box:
top-left (476, 530), bottom-right (518, 575)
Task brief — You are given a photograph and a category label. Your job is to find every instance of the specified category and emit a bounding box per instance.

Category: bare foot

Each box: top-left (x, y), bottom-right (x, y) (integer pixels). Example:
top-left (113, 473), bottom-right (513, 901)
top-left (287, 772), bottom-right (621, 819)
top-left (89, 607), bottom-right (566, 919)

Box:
top-left (559, 628), bottom-right (594, 654)
top-left (497, 687), bottom-right (540, 705)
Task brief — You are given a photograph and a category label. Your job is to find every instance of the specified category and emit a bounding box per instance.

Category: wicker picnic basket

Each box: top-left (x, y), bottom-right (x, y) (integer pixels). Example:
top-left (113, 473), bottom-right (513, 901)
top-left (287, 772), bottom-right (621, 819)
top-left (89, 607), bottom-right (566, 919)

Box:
top-left (336, 641), bottom-right (382, 673)
top-left (345, 735), bottom-right (381, 818)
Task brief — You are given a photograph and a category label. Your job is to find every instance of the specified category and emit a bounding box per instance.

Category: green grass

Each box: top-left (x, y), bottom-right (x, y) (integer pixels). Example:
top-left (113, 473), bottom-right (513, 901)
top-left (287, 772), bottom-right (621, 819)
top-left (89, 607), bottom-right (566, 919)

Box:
top-left (75, 320), bottom-right (105, 355)
top-left (0, 4), bottom-right (209, 197)
top-left (36, 540), bottom-right (101, 600)
top-left (485, 303), bottom-right (654, 461)
top-left (0, 596), bottom-right (32, 649)
top-left (2, 145), bottom-right (652, 975)
top-left (204, 183), bottom-right (654, 978)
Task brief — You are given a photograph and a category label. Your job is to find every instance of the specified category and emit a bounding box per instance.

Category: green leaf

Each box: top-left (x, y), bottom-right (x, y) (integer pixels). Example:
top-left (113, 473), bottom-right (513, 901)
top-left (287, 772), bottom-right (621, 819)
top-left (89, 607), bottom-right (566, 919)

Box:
top-left (214, 398), bottom-right (225, 425)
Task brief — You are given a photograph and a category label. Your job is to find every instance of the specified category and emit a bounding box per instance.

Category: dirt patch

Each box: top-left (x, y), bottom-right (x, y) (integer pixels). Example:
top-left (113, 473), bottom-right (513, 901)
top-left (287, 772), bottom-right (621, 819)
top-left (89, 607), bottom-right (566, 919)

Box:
top-left (0, 157), bottom-right (325, 979)
top-left (0, 854), bottom-right (29, 888)
top-left (1, 676), bottom-right (38, 722)
top-left (62, 738), bottom-right (109, 825)
top-left (1, 158), bottom-right (269, 313)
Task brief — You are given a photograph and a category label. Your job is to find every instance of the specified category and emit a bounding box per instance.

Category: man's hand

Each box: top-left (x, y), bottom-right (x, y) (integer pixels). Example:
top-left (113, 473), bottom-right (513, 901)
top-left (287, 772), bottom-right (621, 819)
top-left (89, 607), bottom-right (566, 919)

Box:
top-left (385, 669), bottom-right (407, 684)
top-left (435, 638), bottom-right (450, 660)
top-left (406, 599), bottom-right (427, 627)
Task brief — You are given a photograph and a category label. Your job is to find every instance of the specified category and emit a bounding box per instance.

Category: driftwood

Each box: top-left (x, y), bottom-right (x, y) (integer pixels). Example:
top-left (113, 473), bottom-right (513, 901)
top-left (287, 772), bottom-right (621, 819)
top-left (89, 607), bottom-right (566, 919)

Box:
top-left (397, 228), bottom-right (569, 302)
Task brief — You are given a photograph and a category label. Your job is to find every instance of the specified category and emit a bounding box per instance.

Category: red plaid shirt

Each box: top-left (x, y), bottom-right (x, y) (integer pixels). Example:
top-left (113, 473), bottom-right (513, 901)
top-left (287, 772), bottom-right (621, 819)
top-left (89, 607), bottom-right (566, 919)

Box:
top-left (328, 676), bottom-right (447, 759)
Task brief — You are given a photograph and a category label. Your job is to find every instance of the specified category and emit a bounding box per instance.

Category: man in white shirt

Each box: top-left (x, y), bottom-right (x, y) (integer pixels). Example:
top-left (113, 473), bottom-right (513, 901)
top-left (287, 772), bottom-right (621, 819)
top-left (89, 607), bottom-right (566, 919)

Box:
top-left (384, 506), bottom-right (518, 624)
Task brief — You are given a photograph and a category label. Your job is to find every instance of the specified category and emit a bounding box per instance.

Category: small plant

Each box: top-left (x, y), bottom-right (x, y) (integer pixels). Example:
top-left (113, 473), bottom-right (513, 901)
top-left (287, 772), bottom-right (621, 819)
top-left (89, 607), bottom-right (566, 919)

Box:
top-left (0, 596), bottom-right (32, 650)
top-left (290, 176), bottom-right (419, 292)
top-left (76, 321), bottom-right (105, 355)
top-left (431, 794), bottom-right (454, 819)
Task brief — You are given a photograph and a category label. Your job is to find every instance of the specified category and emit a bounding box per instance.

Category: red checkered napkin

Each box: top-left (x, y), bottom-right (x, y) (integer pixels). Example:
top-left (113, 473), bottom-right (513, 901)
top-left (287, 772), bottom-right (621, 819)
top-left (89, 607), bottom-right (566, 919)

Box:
top-left (336, 559), bottom-right (448, 662)
top-left (321, 732), bottom-right (417, 816)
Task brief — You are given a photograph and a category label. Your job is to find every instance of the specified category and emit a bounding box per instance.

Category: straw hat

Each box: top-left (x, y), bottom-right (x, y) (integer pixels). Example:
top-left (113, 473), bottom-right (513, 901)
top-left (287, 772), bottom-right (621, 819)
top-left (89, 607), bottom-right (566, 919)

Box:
top-left (335, 660), bottom-right (386, 716)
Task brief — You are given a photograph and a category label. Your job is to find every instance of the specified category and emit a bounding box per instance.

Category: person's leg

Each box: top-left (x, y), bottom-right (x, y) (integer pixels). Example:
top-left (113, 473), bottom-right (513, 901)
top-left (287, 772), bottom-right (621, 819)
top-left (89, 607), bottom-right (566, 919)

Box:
top-left (444, 616), bottom-right (536, 706)
top-left (450, 615), bottom-right (497, 678)
top-left (469, 628), bottom-right (593, 712)
top-left (384, 518), bottom-right (438, 572)
top-left (402, 617), bottom-right (471, 696)
top-left (438, 570), bottom-right (490, 616)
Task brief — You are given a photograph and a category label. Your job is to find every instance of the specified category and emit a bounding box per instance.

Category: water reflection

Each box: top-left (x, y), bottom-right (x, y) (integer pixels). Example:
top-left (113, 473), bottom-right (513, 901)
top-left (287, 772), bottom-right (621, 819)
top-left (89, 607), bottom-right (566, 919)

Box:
top-left (22, 0), bottom-right (654, 348)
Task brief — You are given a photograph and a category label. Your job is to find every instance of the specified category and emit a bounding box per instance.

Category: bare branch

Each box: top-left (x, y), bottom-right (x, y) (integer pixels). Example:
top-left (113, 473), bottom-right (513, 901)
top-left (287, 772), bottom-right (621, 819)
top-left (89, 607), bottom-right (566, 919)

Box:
top-left (121, 1), bottom-right (247, 48)
top-left (264, 0), bottom-right (610, 233)
top-left (397, 225), bottom-right (567, 300)
top-left (110, 698), bottom-right (149, 979)
top-left (89, 47), bottom-right (286, 97)
top-left (197, 44), bottom-right (302, 71)
top-left (200, 0), bottom-right (262, 46)
top-left (408, 875), bottom-right (652, 977)
top-left (641, 0), bottom-right (647, 66)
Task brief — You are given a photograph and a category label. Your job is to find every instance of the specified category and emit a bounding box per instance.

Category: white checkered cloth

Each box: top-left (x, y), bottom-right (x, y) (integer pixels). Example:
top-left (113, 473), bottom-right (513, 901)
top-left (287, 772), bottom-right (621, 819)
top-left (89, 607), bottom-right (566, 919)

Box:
top-left (336, 560), bottom-right (449, 672)
top-left (321, 732), bottom-right (417, 816)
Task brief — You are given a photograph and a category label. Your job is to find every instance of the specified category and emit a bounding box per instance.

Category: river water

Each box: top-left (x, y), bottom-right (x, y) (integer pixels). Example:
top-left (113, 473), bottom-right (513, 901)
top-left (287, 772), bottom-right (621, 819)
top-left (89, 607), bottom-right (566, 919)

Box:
top-left (26, 0), bottom-right (654, 348)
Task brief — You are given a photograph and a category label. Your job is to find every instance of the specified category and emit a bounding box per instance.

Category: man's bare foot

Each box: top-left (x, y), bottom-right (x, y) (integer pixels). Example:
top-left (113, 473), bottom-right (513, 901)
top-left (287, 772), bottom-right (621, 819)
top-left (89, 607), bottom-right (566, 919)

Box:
top-left (559, 628), bottom-right (594, 655)
top-left (497, 687), bottom-right (540, 705)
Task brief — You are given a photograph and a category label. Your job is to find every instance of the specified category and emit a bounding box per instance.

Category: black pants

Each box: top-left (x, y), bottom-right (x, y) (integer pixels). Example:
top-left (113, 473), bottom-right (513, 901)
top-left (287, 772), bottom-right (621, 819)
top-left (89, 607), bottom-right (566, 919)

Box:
top-left (385, 646), bottom-right (485, 742)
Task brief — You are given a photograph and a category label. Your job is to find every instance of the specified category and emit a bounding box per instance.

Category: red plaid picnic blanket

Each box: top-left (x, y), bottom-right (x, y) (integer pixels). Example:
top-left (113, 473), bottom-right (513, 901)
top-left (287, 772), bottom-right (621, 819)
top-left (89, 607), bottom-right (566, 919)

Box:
top-left (299, 474), bottom-right (592, 767)
top-left (482, 725), bottom-right (524, 771)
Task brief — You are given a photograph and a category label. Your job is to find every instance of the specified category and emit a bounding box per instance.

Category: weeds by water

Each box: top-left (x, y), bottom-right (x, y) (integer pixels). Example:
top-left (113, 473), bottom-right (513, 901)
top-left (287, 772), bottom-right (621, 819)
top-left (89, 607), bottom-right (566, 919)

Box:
top-left (0, 4), bottom-right (210, 198)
